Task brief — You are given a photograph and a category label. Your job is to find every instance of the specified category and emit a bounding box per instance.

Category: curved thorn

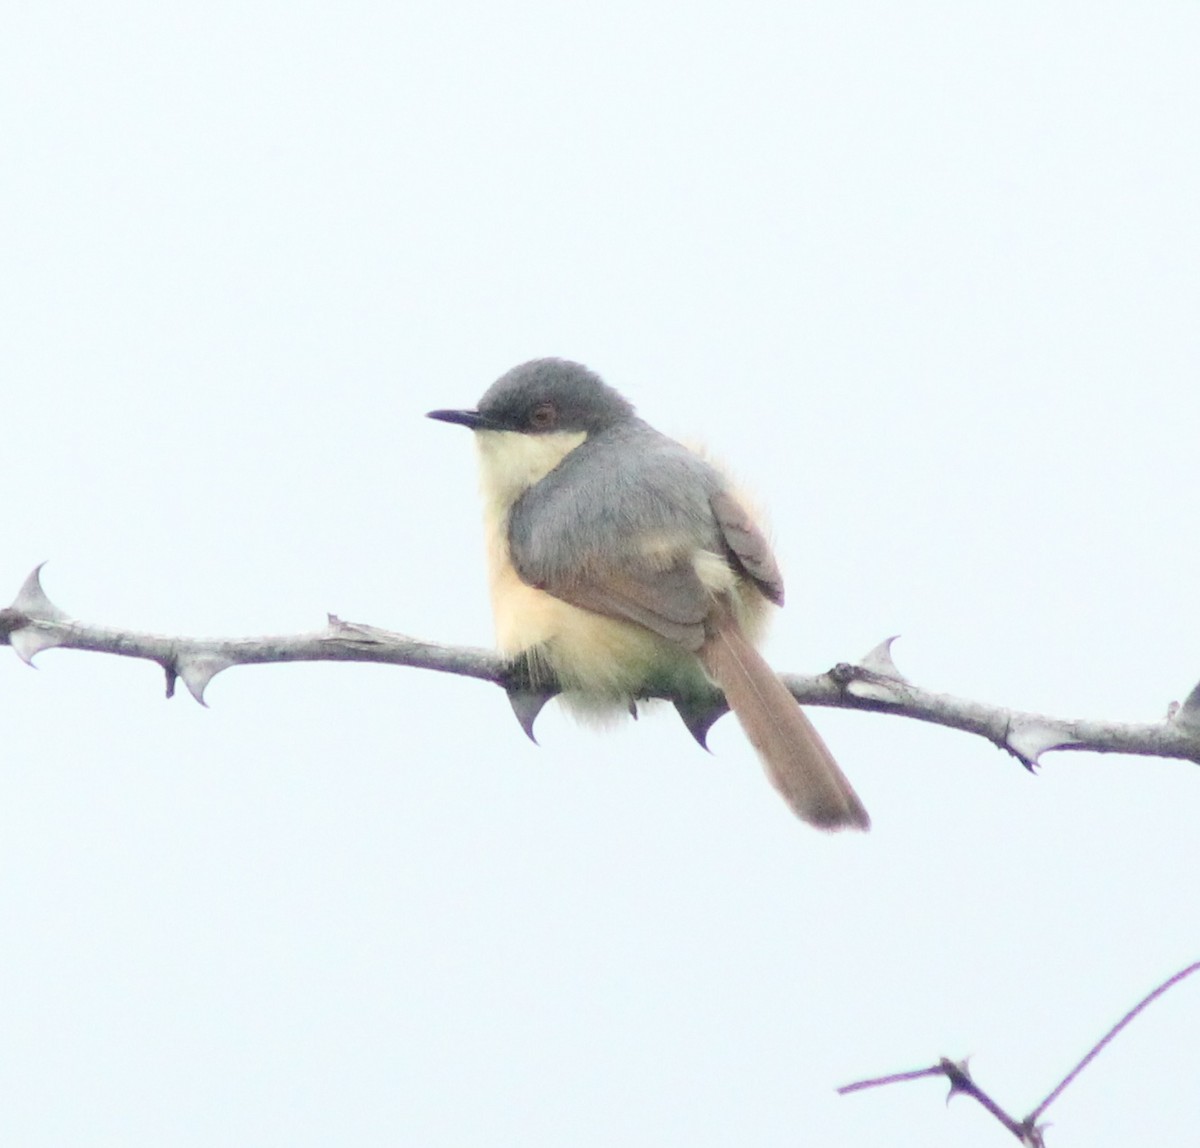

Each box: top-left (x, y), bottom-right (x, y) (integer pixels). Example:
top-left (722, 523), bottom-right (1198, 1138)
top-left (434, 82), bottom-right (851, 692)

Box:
top-left (507, 687), bottom-right (554, 744)
top-left (13, 563), bottom-right (69, 622)
top-left (176, 654), bottom-right (233, 706)
top-left (1006, 718), bottom-right (1080, 771)
top-left (672, 696), bottom-right (729, 752)
top-left (860, 635), bottom-right (906, 680)
top-left (9, 627), bottom-right (61, 666)
top-left (1174, 679), bottom-right (1200, 732)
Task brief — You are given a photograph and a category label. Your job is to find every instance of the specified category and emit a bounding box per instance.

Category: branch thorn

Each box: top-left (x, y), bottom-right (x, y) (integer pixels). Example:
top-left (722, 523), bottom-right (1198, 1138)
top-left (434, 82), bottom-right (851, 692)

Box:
top-left (506, 687), bottom-right (554, 744)
top-left (12, 563), bottom-right (68, 622)
top-left (175, 653), bottom-right (235, 705)
top-left (672, 694), bottom-right (729, 752)
top-left (1172, 679), bottom-right (1200, 732)
top-left (1006, 718), bottom-right (1080, 771)
top-left (860, 635), bottom-right (906, 681)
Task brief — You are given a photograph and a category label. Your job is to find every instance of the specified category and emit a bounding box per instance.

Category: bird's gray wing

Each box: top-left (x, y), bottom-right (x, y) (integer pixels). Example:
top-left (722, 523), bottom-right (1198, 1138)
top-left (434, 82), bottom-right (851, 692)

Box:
top-left (709, 489), bottom-right (785, 606)
top-left (508, 426), bottom-right (721, 651)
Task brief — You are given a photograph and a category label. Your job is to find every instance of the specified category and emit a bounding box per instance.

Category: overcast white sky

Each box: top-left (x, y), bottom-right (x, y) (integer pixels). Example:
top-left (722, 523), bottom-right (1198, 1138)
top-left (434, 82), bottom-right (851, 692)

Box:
top-left (4, 3), bottom-right (1200, 1145)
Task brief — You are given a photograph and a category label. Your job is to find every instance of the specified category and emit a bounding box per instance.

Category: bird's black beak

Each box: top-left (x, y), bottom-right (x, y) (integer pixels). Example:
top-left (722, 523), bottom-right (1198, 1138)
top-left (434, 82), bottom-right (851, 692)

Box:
top-left (426, 408), bottom-right (488, 430)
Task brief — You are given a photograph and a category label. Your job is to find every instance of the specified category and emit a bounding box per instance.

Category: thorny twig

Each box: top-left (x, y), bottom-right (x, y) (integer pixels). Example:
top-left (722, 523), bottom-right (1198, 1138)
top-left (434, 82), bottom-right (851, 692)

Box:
top-left (838, 961), bottom-right (1200, 1145)
top-left (6, 566), bottom-right (1200, 770)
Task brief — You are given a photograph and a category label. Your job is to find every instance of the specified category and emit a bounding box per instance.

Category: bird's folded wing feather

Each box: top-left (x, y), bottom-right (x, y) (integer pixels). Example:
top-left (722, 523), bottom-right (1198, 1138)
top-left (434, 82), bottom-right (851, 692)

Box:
top-left (542, 561), bottom-right (710, 651)
top-left (709, 489), bottom-right (785, 606)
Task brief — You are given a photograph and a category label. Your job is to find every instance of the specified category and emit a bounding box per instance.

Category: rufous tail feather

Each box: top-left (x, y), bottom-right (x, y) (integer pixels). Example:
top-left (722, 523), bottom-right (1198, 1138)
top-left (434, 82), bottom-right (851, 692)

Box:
top-left (699, 614), bottom-right (869, 830)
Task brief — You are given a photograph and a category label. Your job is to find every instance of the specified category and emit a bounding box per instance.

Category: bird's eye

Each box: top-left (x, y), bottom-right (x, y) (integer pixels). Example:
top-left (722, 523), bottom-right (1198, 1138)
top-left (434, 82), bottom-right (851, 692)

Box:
top-left (530, 402), bottom-right (557, 430)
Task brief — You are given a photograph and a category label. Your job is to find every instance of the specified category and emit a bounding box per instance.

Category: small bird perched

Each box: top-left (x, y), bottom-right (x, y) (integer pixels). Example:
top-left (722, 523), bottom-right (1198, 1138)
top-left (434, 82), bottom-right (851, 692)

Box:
top-left (428, 358), bottom-right (869, 831)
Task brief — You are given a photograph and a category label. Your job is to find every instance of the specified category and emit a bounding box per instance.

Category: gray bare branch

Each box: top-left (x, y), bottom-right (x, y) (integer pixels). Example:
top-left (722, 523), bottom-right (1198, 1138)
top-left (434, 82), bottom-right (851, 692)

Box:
top-left (5, 566), bottom-right (1200, 771)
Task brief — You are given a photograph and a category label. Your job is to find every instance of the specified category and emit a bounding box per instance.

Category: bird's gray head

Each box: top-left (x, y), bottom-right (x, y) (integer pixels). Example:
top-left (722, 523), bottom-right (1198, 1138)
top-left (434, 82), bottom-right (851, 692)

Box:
top-left (427, 358), bottom-right (636, 435)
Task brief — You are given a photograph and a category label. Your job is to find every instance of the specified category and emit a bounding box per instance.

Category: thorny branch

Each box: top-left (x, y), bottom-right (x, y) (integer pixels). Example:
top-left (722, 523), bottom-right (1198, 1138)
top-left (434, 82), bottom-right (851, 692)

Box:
top-left (4, 565), bottom-right (1200, 769)
top-left (838, 961), bottom-right (1200, 1146)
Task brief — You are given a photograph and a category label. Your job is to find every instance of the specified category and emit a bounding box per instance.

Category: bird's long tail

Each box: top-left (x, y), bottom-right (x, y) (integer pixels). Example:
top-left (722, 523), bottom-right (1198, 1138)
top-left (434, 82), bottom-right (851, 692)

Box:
top-left (699, 611), bottom-right (869, 831)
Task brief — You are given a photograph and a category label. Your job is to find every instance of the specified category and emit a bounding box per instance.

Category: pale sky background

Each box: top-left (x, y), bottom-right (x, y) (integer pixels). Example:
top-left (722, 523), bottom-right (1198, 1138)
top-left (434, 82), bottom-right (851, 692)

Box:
top-left (3, 3), bottom-right (1199, 1145)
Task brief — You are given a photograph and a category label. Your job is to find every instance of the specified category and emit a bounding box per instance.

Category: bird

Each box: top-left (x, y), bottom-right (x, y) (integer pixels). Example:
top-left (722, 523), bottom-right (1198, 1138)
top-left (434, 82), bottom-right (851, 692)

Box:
top-left (427, 358), bottom-right (869, 831)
